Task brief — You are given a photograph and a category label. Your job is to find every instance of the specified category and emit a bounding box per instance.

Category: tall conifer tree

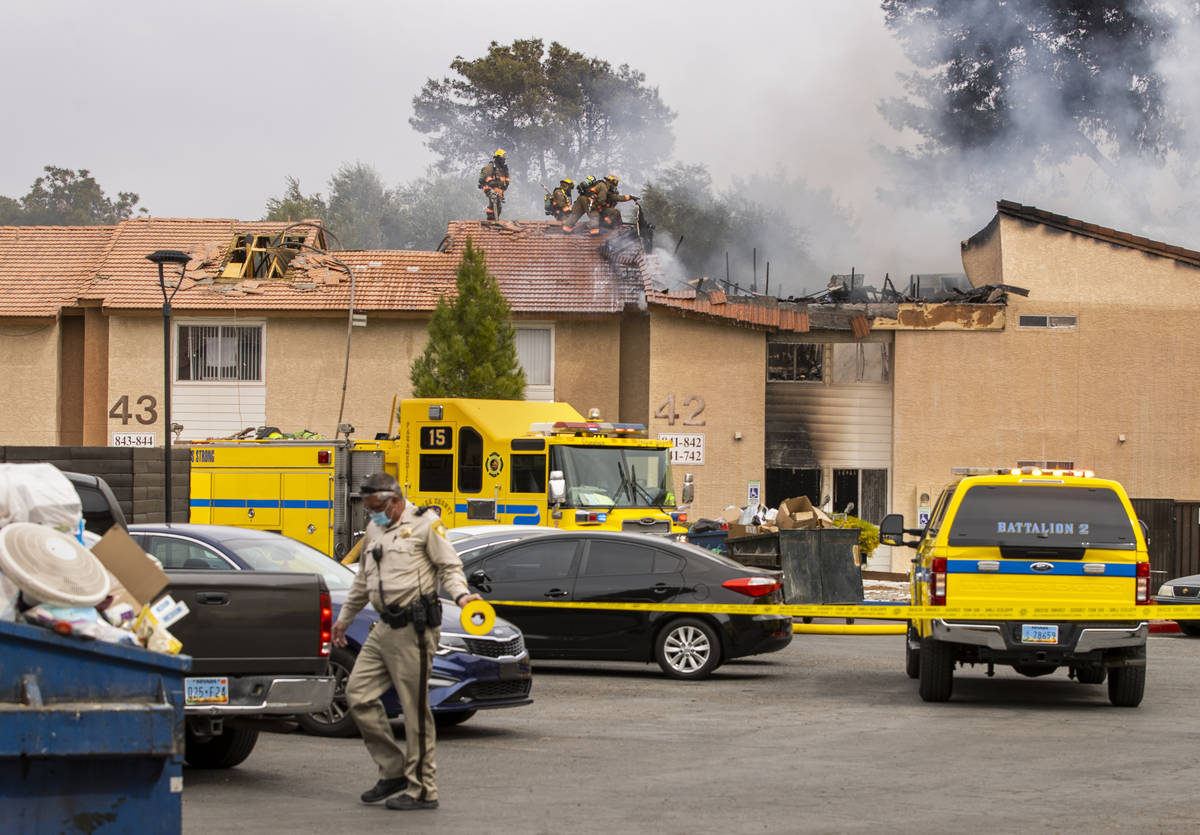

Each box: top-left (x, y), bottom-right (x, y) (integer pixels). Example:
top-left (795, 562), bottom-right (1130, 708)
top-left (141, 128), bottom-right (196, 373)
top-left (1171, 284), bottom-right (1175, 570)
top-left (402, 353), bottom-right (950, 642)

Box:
top-left (409, 239), bottom-right (526, 400)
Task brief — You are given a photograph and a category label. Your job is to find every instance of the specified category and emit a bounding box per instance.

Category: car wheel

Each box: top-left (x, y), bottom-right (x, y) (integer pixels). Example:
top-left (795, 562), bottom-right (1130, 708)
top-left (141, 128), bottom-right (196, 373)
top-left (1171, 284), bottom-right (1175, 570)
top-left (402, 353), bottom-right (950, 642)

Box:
top-left (655, 617), bottom-right (722, 680)
top-left (918, 637), bottom-right (954, 702)
top-left (295, 647), bottom-right (359, 738)
top-left (1177, 621), bottom-right (1200, 637)
top-left (434, 709), bottom-right (477, 727)
top-left (904, 625), bottom-right (920, 679)
top-left (184, 726), bottom-right (259, 769)
top-left (1073, 665), bottom-right (1107, 685)
top-left (1108, 656), bottom-right (1146, 707)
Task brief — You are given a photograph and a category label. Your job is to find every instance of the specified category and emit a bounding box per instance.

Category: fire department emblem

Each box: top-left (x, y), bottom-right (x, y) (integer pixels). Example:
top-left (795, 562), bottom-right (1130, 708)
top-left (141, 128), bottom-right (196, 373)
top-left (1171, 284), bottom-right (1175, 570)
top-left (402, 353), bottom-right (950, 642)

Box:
top-left (485, 452), bottom-right (504, 477)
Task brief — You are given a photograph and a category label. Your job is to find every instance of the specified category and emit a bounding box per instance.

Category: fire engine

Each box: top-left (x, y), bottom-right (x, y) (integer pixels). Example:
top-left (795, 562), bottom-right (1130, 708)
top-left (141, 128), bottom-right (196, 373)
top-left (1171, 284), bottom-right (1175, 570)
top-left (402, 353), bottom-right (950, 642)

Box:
top-left (188, 398), bottom-right (693, 558)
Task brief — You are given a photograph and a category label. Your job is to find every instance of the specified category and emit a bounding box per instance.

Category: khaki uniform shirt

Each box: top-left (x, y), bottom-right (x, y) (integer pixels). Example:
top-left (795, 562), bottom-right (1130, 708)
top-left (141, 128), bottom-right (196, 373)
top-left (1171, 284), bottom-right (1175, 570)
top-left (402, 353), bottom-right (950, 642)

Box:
top-left (336, 504), bottom-right (470, 626)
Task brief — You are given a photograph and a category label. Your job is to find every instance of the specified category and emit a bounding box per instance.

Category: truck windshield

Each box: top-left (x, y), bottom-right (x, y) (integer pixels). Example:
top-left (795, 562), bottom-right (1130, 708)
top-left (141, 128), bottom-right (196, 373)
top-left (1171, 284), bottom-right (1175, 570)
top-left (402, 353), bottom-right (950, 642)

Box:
top-left (948, 485), bottom-right (1137, 552)
top-left (550, 446), bottom-right (675, 509)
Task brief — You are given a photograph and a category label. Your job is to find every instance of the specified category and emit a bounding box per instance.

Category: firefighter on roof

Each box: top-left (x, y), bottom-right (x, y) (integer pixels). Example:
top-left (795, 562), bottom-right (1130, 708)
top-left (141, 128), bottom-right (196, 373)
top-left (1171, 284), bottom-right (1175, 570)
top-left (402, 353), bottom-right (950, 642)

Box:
top-left (545, 178), bottom-right (574, 222)
top-left (478, 149), bottom-right (510, 220)
top-left (590, 174), bottom-right (639, 234)
top-left (561, 175), bottom-right (598, 233)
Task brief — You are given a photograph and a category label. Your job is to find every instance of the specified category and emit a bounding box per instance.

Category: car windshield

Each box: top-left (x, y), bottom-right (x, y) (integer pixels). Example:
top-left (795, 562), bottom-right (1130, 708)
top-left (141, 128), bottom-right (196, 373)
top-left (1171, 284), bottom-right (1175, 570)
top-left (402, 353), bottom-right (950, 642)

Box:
top-left (223, 536), bottom-right (355, 589)
top-left (549, 445), bottom-right (675, 508)
top-left (948, 484), bottom-right (1137, 551)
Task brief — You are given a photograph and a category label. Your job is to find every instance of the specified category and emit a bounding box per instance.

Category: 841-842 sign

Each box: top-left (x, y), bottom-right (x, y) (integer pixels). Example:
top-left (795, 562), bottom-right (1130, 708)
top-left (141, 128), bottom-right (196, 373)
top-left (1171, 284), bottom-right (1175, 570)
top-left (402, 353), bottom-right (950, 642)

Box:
top-left (659, 433), bottom-right (704, 465)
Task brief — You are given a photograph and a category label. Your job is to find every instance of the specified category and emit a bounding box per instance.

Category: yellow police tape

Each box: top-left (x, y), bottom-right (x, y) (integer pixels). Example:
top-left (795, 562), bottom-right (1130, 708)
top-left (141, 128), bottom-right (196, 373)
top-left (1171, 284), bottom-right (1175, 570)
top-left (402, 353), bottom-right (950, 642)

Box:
top-left (459, 599), bottom-right (497, 635)
top-left (793, 623), bottom-right (907, 635)
top-left (488, 600), bottom-right (1200, 622)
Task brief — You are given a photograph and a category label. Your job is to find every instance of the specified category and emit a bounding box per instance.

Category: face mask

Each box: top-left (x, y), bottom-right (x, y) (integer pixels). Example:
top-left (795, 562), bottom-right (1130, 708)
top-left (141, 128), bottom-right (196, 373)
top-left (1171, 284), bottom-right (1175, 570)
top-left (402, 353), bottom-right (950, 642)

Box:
top-left (368, 509), bottom-right (391, 528)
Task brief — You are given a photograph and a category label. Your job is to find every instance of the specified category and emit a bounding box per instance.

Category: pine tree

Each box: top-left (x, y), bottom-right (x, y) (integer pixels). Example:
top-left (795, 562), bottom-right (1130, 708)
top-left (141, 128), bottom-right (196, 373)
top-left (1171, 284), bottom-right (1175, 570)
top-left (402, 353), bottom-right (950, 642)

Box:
top-left (409, 239), bottom-right (526, 399)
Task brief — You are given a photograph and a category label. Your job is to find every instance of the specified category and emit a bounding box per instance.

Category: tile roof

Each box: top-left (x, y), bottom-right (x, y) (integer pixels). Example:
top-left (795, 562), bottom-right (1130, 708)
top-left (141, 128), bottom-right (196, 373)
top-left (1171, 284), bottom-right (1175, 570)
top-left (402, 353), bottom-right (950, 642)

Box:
top-left (996, 200), bottom-right (1200, 268)
top-left (0, 226), bottom-right (113, 316)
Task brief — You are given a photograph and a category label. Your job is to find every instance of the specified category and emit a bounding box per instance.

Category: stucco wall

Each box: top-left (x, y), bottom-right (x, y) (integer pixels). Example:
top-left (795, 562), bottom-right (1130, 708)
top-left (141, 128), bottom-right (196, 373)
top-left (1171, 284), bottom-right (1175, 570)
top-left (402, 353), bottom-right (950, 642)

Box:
top-left (106, 315), bottom-right (162, 444)
top-left (646, 314), bottom-right (765, 521)
top-left (893, 214), bottom-right (1200, 569)
top-left (0, 322), bottom-right (60, 445)
top-left (551, 317), bottom-right (621, 420)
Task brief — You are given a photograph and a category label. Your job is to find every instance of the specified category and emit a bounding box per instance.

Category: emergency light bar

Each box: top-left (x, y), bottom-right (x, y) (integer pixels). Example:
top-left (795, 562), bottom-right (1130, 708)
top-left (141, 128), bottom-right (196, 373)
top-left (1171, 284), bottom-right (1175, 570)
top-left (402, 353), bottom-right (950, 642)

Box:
top-left (528, 421), bottom-right (648, 438)
top-left (951, 466), bottom-right (1095, 478)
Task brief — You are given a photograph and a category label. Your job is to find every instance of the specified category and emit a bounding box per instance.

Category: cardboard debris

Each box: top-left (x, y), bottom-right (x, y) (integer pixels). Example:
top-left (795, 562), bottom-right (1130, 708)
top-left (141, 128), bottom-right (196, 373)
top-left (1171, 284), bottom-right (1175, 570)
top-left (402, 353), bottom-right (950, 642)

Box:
top-left (776, 496), bottom-right (833, 530)
top-left (90, 525), bottom-right (169, 609)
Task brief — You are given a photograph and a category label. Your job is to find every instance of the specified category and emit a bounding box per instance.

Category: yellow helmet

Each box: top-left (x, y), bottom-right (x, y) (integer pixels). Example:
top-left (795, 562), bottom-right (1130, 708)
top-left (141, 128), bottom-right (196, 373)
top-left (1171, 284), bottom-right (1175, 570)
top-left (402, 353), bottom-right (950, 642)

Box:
top-left (494, 149), bottom-right (506, 158)
top-left (561, 178), bottom-right (573, 186)
top-left (606, 174), bottom-right (619, 183)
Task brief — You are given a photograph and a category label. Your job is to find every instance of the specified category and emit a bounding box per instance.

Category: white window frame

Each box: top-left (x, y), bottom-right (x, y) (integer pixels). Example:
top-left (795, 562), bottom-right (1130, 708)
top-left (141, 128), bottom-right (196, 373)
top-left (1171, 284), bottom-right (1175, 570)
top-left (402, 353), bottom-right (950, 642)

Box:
top-left (515, 323), bottom-right (554, 401)
top-left (174, 319), bottom-right (267, 386)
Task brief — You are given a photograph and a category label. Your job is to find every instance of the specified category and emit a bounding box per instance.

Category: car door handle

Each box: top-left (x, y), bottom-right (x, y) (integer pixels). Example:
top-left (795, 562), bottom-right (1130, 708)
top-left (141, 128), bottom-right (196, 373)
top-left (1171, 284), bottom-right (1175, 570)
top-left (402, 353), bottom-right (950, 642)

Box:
top-left (195, 591), bottom-right (230, 605)
top-left (544, 588), bottom-right (569, 599)
top-left (651, 584), bottom-right (672, 595)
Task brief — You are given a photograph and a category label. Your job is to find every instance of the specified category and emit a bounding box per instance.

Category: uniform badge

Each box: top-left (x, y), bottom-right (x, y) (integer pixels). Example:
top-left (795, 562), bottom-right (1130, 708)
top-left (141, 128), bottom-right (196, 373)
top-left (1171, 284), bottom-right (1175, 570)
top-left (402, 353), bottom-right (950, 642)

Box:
top-left (399, 526), bottom-right (413, 538)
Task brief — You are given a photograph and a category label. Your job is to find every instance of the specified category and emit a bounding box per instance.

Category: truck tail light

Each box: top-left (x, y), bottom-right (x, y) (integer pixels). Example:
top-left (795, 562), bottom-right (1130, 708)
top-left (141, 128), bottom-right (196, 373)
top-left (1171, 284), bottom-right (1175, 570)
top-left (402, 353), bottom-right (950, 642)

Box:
top-left (722, 576), bottom-right (782, 598)
top-left (319, 590), bottom-right (333, 656)
top-left (931, 557), bottom-right (948, 605)
top-left (317, 450), bottom-right (330, 465)
top-left (1135, 562), bottom-right (1151, 605)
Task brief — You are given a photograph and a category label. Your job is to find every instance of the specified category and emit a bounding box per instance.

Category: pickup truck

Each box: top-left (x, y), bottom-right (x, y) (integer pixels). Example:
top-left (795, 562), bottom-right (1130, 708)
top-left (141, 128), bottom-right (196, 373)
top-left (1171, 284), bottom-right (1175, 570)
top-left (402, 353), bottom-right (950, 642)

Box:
top-left (67, 472), bottom-right (335, 768)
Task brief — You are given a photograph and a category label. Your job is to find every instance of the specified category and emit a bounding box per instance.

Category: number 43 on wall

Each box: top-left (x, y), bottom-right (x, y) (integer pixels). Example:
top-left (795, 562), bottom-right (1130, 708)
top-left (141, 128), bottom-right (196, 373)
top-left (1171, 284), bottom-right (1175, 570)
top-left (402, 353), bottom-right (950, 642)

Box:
top-left (655, 395), bottom-right (706, 426)
top-left (109, 394), bottom-right (158, 426)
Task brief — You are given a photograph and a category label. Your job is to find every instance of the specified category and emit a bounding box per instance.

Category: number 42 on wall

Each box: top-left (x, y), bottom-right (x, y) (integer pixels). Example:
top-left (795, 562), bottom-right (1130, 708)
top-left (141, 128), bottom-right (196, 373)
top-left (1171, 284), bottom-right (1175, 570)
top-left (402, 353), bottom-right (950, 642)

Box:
top-left (655, 395), bottom-right (706, 426)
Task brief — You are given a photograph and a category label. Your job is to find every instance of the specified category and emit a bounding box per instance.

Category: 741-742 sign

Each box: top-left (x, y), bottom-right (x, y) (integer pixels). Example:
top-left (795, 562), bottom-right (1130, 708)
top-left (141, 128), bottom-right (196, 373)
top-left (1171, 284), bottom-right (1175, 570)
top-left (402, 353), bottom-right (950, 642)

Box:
top-left (659, 433), bottom-right (704, 465)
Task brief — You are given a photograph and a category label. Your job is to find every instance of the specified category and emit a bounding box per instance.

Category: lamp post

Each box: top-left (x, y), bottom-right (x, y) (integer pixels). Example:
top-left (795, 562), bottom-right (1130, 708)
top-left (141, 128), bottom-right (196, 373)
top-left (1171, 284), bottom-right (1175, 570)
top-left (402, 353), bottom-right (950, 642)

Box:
top-left (146, 249), bottom-right (191, 524)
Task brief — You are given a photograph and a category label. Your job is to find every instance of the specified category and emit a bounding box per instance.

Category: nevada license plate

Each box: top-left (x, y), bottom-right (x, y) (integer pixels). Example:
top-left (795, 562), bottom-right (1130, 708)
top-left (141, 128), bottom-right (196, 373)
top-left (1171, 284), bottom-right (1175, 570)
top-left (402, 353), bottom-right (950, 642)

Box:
top-left (1021, 624), bottom-right (1059, 644)
top-left (185, 676), bottom-right (229, 705)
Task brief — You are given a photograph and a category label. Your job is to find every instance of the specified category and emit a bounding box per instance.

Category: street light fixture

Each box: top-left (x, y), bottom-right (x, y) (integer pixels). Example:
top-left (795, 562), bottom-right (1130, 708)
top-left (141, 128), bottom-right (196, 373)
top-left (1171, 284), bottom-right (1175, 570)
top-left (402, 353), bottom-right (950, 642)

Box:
top-left (146, 249), bottom-right (191, 524)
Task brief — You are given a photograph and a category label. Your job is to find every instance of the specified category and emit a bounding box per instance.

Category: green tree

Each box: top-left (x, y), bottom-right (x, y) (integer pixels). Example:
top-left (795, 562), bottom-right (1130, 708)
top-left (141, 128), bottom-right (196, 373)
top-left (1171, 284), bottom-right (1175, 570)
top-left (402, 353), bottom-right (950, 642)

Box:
top-left (394, 173), bottom-right (482, 249)
top-left (411, 39), bottom-right (675, 191)
top-left (878, 0), bottom-right (1184, 201)
top-left (410, 239), bottom-right (526, 399)
top-left (263, 176), bottom-right (328, 223)
top-left (1, 166), bottom-right (143, 225)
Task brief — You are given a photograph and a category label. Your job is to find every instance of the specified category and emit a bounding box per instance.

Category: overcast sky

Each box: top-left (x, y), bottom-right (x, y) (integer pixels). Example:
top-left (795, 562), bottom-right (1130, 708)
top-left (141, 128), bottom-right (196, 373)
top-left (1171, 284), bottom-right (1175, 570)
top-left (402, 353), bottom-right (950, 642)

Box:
top-left (9, 0), bottom-right (1172, 286)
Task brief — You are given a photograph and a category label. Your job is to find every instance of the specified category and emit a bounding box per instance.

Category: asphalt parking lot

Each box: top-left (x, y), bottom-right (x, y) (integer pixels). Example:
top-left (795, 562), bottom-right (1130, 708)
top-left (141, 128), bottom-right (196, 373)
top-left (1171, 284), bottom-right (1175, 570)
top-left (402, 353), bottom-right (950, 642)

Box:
top-left (183, 632), bottom-right (1200, 834)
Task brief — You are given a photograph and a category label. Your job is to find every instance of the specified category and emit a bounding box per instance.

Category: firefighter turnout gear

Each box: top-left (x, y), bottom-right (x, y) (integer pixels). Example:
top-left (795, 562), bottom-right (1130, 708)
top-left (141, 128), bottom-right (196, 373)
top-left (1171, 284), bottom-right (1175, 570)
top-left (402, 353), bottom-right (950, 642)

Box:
top-left (338, 474), bottom-right (473, 808)
top-left (478, 153), bottom-right (511, 220)
top-left (544, 179), bottom-right (574, 221)
top-left (561, 175), bottom-right (599, 232)
top-left (591, 176), bottom-right (639, 233)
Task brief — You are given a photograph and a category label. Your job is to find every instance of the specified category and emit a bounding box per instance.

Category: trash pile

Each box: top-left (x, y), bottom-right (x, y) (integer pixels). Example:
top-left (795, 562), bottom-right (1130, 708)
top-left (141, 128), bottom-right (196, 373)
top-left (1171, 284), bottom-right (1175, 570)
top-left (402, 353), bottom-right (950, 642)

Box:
top-left (721, 496), bottom-right (834, 539)
top-left (0, 463), bottom-right (185, 654)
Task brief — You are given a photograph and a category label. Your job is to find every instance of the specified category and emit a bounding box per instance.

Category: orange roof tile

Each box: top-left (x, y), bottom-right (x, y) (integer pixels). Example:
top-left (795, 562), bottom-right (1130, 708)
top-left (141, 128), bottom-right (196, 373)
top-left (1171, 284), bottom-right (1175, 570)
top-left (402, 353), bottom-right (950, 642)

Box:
top-left (0, 226), bottom-right (113, 316)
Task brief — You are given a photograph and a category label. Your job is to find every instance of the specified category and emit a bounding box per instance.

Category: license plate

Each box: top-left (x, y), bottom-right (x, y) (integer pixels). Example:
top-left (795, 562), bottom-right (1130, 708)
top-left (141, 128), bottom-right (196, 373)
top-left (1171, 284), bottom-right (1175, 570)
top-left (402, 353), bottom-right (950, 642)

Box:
top-left (1021, 624), bottom-right (1059, 644)
top-left (185, 677), bottom-right (229, 705)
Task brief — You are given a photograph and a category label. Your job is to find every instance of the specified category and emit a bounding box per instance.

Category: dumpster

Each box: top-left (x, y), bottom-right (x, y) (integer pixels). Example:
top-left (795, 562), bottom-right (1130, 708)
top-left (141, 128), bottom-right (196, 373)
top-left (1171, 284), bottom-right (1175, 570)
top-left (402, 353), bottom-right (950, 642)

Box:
top-left (685, 529), bottom-right (728, 555)
top-left (0, 618), bottom-right (192, 832)
top-left (726, 528), bottom-right (863, 604)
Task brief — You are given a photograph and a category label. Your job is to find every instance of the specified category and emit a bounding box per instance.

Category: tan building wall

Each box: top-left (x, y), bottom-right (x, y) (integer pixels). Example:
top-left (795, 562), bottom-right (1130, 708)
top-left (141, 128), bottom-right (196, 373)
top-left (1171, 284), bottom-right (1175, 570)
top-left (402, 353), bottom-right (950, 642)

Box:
top-left (551, 317), bottom-right (621, 420)
top-left (0, 321), bottom-right (60, 445)
top-left (892, 214), bottom-right (1200, 569)
top-left (645, 313), bottom-right (766, 521)
top-left (106, 315), bottom-right (164, 444)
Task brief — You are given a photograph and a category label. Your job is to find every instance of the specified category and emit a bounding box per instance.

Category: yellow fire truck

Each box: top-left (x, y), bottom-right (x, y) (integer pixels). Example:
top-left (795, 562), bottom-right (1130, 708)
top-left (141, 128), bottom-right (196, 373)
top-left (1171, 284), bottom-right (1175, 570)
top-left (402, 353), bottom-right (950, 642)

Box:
top-left (188, 398), bottom-right (693, 558)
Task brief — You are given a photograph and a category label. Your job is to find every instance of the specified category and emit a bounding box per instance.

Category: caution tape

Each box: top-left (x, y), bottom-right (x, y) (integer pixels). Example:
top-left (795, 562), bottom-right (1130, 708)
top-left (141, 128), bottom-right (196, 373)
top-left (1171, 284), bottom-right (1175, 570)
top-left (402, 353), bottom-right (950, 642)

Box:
top-left (488, 600), bottom-right (1200, 622)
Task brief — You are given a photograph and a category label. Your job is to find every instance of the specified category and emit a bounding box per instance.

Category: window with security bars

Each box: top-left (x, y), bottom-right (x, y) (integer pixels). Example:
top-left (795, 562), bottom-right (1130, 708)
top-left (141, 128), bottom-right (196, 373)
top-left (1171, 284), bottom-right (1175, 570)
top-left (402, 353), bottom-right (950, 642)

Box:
top-left (177, 324), bottom-right (263, 382)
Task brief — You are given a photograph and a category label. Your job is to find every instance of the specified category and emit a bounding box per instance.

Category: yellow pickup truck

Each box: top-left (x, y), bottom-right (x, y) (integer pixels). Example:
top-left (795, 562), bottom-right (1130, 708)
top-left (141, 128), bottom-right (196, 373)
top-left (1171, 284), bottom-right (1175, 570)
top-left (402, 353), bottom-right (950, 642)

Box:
top-left (880, 467), bottom-right (1150, 706)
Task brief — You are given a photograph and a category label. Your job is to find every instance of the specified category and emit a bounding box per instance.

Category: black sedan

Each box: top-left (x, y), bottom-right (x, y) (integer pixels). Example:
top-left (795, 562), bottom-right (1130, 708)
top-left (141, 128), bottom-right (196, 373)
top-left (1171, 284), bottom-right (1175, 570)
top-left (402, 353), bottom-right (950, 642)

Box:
top-left (128, 524), bottom-right (533, 735)
top-left (455, 530), bottom-right (793, 679)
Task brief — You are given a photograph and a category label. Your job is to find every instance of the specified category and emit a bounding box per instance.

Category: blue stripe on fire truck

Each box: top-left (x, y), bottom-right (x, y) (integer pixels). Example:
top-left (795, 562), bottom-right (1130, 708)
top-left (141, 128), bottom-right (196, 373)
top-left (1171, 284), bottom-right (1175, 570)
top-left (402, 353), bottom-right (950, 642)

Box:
top-left (190, 499), bottom-right (333, 509)
top-left (945, 560), bottom-right (1135, 577)
top-left (454, 503), bottom-right (541, 524)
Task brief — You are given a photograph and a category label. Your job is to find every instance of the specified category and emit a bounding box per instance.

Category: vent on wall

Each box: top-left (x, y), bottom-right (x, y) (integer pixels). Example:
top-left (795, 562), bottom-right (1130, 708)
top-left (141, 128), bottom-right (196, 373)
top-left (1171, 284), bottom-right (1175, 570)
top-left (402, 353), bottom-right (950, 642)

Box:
top-left (1018, 314), bottom-right (1077, 329)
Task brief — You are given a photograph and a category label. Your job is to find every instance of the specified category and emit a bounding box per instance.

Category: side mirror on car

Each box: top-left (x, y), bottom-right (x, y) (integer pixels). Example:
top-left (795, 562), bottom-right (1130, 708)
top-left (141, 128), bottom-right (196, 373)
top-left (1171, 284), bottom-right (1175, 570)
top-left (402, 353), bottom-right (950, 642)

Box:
top-left (468, 569), bottom-right (492, 593)
top-left (879, 513), bottom-right (923, 548)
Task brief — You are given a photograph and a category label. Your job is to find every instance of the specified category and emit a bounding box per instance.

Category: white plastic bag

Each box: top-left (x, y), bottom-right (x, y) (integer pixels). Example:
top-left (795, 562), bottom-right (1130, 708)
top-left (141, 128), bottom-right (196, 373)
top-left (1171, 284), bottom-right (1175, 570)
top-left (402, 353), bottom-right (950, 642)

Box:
top-left (0, 463), bottom-right (83, 532)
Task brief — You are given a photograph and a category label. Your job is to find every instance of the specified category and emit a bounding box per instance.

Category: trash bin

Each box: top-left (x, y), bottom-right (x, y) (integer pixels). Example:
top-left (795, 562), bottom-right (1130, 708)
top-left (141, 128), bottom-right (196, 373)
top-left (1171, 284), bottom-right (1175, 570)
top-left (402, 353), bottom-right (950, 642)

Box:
top-left (0, 618), bottom-right (192, 832)
top-left (685, 529), bottom-right (728, 555)
top-left (726, 529), bottom-right (863, 604)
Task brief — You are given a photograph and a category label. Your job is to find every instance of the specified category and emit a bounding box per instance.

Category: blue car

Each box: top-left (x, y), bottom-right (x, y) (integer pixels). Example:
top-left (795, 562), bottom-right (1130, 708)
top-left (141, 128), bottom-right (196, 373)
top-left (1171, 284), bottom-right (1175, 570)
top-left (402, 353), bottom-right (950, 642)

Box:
top-left (128, 524), bottom-right (532, 737)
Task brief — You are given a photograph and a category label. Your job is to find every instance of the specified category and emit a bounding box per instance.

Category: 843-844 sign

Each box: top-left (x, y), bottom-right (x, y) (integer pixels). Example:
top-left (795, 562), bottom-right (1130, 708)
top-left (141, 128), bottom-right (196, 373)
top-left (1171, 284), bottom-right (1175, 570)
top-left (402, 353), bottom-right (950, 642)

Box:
top-left (660, 433), bottom-right (704, 465)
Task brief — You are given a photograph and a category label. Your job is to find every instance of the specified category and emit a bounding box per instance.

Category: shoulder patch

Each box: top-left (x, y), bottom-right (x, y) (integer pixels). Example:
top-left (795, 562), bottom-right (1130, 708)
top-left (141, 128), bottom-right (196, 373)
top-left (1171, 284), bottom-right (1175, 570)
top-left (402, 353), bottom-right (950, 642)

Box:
top-left (432, 519), bottom-right (448, 539)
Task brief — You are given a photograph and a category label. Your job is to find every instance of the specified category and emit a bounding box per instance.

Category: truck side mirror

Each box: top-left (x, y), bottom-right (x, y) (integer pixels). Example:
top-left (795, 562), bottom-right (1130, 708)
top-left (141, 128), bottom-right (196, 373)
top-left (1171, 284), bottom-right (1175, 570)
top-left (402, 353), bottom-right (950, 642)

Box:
top-left (548, 470), bottom-right (566, 504)
top-left (681, 473), bottom-right (694, 505)
top-left (880, 513), bottom-right (922, 548)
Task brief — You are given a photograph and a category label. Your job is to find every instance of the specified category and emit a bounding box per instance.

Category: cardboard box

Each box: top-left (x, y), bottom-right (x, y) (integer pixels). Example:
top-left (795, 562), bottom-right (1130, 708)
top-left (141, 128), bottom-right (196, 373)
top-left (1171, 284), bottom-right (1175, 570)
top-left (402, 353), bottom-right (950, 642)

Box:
top-left (90, 525), bottom-right (169, 608)
top-left (776, 496), bottom-right (833, 530)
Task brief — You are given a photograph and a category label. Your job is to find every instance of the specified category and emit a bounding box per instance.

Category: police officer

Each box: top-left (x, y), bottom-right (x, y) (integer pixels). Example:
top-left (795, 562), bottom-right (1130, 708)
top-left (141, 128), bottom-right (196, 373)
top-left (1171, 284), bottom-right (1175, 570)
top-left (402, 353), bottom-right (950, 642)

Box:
top-left (332, 472), bottom-right (482, 811)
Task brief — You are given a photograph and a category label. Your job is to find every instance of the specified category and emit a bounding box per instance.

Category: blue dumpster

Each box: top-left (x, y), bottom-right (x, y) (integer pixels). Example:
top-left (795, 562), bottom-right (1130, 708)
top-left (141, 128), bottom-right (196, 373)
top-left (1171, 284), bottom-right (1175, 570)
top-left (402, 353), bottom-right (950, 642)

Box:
top-left (685, 529), bottom-right (728, 555)
top-left (0, 618), bottom-right (192, 832)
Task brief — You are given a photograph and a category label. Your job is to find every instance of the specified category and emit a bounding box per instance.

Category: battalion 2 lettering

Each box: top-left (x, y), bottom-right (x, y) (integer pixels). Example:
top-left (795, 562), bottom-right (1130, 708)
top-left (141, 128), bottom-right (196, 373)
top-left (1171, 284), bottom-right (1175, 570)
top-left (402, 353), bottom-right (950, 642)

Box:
top-left (996, 522), bottom-right (1088, 535)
